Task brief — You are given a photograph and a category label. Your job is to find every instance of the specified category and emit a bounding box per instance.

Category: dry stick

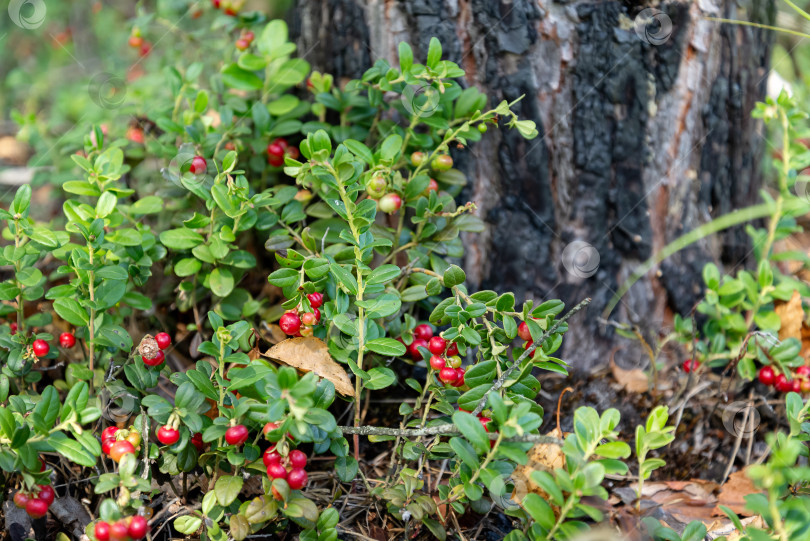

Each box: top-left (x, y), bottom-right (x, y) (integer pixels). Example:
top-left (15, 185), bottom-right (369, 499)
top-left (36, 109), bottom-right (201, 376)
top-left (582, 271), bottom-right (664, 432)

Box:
top-left (338, 423), bottom-right (561, 444)
top-left (472, 297), bottom-right (591, 417)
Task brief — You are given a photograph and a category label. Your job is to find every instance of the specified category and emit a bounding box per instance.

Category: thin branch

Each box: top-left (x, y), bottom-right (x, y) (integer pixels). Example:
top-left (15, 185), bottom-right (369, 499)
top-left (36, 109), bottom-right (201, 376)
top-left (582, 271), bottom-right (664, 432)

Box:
top-left (472, 298), bottom-right (591, 416)
top-left (338, 423), bottom-right (562, 444)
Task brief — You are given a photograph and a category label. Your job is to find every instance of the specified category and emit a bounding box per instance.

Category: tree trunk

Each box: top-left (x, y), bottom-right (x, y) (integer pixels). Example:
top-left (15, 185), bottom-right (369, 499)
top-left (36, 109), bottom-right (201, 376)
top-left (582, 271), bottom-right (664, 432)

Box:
top-left (290, 0), bottom-right (774, 370)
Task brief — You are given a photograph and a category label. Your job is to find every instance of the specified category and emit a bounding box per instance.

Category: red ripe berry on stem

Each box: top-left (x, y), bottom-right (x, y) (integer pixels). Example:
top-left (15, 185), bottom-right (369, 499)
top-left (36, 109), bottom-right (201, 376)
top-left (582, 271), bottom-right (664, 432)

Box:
top-left (279, 312), bottom-right (302, 335)
top-left (32, 339), bottom-right (49, 357)
top-left (109, 441), bottom-right (136, 463)
top-left (267, 142), bottom-right (285, 167)
top-left (157, 426), bottom-right (180, 445)
top-left (191, 432), bottom-right (205, 453)
top-left (428, 336), bottom-right (447, 355)
top-left (682, 359), bottom-right (699, 373)
top-left (451, 367), bottom-right (465, 387)
top-left (128, 515), bottom-right (148, 540)
top-left (263, 448), bottom-right (281, 466)
top-left (775, 374), bottom-right (791, 393)
top-left (243, 30), bottom-right (255, 42)
top-left (225, 425), bottom-right (249, 446)
top-left (409, 338), bottom-right (428, 361)
top-left (446, 342), bottom-right (459, 356)
top-left (289, 449), bottom-right (307, 468)
top-left (263, 421), bottom-right (279, 435)
top-left (307, 292), bottom-right (324, 309)
top-left (102, 438), bottom-right (115, 455)
top-left (439, 367), bottom-right (459, 384)
top-left (792, 379), bottom-right (802, 393)
top-left (267, 463), bottom-right (287, 479)
top-left (10, 322), bottom-right (17, 335)
top-left (235, 38), bottom-right (249, 50)
top-left (13, 491), bottom-right (30, 509)
top-left (143, 350), bottom-right (164, 367)
top-left (758, 366), bottom-right (776, 386)
top-left (413, 324), bottom-right (433, 341)
top-left (25, 498), bottom-right (49, 519)
top-left (189, 156), bottom-right (207, 175)
top-left (301, 312), bottom-right (317, 326)
top-left (287, 468), bottom-right (308, 490)
top-left (37, 485), bottom-right (54, 506)
top-left (95, 521), bottom-right (111, 541)
top-left (518, 322), bottom-right (532, 342)
top-left (59, 332), bottom-right (76, 348)
top-left (109, 521), bottom-right (130, 541)
top-left (155, 332), bottom-right (171, 350)
top-left (429, 355), bottom-right (446, 371)
top-left (796, 365), bottom-right (810, 378)
top-left (102, 426), bottom-right (119, 442)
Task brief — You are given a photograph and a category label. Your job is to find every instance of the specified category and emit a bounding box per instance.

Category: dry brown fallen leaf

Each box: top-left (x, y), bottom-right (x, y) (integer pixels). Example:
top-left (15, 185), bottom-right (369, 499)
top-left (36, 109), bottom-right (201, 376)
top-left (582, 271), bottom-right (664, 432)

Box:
top-left (775, 290), bottom-right (803, 342)
top-left (621, 479), bottom-right (719, 523)
top-left (712, 468), bottom-right (761, 517)
top-left (610, 357), bottom-right (649, 393)
top-left (262, 337), bottom-right (355, 397)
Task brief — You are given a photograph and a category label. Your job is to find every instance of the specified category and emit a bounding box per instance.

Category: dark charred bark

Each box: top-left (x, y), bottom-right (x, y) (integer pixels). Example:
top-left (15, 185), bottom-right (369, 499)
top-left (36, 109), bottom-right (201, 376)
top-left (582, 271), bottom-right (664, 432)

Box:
top-left (290, 0), bottom-right (774, 370)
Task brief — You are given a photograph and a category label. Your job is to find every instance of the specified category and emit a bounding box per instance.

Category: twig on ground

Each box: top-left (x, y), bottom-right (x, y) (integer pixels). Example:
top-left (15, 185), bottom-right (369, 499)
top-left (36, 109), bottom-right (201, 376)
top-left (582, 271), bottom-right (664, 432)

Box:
top-left (338, 424), bottom-right (561, 443)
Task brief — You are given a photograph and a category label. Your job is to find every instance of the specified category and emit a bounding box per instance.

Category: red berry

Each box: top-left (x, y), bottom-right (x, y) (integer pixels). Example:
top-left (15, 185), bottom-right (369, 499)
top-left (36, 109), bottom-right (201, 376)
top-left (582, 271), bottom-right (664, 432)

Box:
top-left (191, 433), bottom-right (205, 453)
top-left (409, 338), bottom-right (428, 361)
top-left (109, 521), bottom-right (130, 541)
top-left (307, 292), bottom-right (324, 309)
top-left (378, 193), bottom-right (402, 214)
top-left (189, 156), bottom-right (207, 175)
top-left (243, 30), bottom-right (255, 42)
top-left (25, 498), bottom-right (49, 519)
top-left (775, 374), bottom-right (791, 393)
top-left (682, 359), bottom-right (699, 373)
top-left (263, 421), bottom-right (279, 435)
top-left (143, 350), bottom-right (164, 367)
top-left (301, 312), bottom-right (317, 326)
top-left (428, 336), bottom-right (447, 355)
top-left (285, 146), bottom-right (300, 160)
top-left (267, 463), bottom-right (287, 479)
top-left (235, 38), bottom-right (249, 50)
top-left (796, 365), bottom-right (810, 378)
top-left (279, 312), bottom-right (302, 336)
top-left (451, 367), bottom-right (465, 387)
top-left (287, 468), bottom-right (308, 490)
top-left (32, 339), bottom-right (49, 357)
top-left (102, 438), bottom-right (115, 455)
top-left (155, 332), bottom-right (171, 350)
top-left (802, 379), bottom-right (810, 393)
top-left (139, 42), bottom-right (151, 57)
top-left (274, 138), bottom-right (289, 150)
top-left (758, 366), bottom-right (776, 386)
top-left (429, 355), bottom-right (446, 371)
top-left (157, 426), bottom-right (180, 445)
top-left (128, 35), bottom-right (143, 48)
top-left (518, 322), bottom-right (532, 342)
top-left (792, 378), bottom-right (802, 393)
top-left (95, 521), bottom-right (111, 541)
top-left (289, 449), bottom-right (307, 468)
top-left (59, 332), bottom-right (76, 348)
top-left (225, 425), bottom-right (249, 446)
top-left (211, 0), bottom-right (221, 8)
top-left (446, 342), bottom-right (459, 356)
top-left (267, 143), bottom-right (285, 166)
top-left (37, 485), bottom-right (54, 506)
top-left (439, 367), bottom-right (459, 384)
top-left (263, 448), bottom-right (281, 466)
top-left (109, 440), bottom-right (136, 463)
top-left (102, 426), bottom-right (119, 442)
top-left (413, 324), bottom-right (434, 341)
top-left (128, 515), bottom-right (148, 540)
top-left (479, 417), bottom-right (491, 431)
top-left (13, 491), bottom-right (30, 509)
top-left (37, 457), bottom-right (46, 472)
top-left (422, 178), bottom-right (439, 196)
top-left (10, 322), bottom-right (17, 335)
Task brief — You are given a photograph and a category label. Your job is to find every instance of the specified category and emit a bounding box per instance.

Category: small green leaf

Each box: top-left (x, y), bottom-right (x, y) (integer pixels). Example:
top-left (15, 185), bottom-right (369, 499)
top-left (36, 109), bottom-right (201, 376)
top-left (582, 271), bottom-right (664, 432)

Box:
top-left (215, 475), bottom-right (244, 506)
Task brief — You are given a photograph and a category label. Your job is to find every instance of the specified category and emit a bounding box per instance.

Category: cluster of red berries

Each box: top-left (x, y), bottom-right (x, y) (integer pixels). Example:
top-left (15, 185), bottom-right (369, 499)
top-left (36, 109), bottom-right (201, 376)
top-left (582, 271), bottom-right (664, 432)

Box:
top-left (758, 365), bottom-right (810, 393)
top-left (401, 325), bottom-right (463, 385)
top-left (459, 408), bottom-right (495, 446)
top-left (127, 29), bottom-right (151, 57)
top-left (142, 332), bottom-right (171, 367)
top-left (279, 292), bottom-right (324, 337)
top-left (101, 426), bottom-right (140, 463)
top-left (235, 30), bottom-right (255, 51)
top-left (13, 484), bottom-right (55, 519)
top-left (27, 332), bottom-right (76, 358)
top-left (94, 516), bottom-right (149, 541)
top-left (267, 137), bottom-right (299, 167)
top-left (263, 447), bottom-right (309, 492)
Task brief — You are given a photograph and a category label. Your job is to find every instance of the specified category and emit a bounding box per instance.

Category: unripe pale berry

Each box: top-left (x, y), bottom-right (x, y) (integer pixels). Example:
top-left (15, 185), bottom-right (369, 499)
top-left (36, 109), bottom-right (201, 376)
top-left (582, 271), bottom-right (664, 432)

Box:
top-left (378, 193), bottom-right (402, 214)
